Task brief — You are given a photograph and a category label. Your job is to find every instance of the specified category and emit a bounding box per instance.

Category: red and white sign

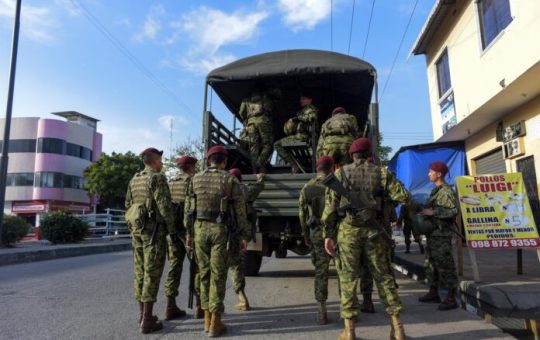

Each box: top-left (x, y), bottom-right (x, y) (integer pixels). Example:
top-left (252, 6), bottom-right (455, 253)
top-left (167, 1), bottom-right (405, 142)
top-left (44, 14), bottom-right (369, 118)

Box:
top-left (12, 202), bottom-right (46, 213)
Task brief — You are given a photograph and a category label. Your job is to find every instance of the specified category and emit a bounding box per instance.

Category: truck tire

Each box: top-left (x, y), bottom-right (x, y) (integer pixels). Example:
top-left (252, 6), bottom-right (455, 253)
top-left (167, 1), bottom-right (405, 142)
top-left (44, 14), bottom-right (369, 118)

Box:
top-left (244, 250), bottom-right (263, 276)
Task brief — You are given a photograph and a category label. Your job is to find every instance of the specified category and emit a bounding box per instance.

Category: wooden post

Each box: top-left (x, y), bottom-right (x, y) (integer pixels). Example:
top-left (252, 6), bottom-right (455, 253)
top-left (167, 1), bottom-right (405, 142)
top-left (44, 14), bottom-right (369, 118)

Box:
top-left (517, 248), bottom-right (523, 275)
top-left (468, 248), bottom-right (481, 282)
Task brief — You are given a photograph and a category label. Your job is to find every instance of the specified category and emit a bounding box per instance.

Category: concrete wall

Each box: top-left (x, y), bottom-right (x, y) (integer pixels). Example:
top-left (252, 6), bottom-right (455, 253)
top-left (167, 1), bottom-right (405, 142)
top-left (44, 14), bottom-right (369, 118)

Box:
top-left (423, 0), bottom-right (540, 139)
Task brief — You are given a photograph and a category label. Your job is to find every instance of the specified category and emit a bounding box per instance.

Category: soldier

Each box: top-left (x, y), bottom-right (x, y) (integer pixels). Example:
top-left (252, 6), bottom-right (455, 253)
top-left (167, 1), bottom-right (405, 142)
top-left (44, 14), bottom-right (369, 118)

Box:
top-left (397, 203), bottom-right (424, 254)
top-left (299, 156), bottom-right (334, 325)
top-left (184, 146), bottom-right (249, 337)
top-left (228, 168), bottom-right (265, 311)
top-left (418, 161), bottom-right (459, 311)
top-left (322, 138), bottom-right (410, 340)
top-left (164, 156), bottom-right (198, 320)
top-left (316, 107), bottom-right (360, 166)
top-left (125, 148), bottom-right (176, 334)
top-left (274, 93), bottom-right (318, 173)
top-left (238, 90), bottom-right (274, 172)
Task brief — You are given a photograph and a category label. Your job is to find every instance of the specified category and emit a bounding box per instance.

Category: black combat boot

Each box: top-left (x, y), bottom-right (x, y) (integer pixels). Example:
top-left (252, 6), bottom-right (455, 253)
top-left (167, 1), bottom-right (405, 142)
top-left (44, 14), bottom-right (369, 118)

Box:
top-left (405, 243), bottom-right (411, 254)
top-left (418, 286), bottom-right (441, 303)
top-left (165, 296), bottom-right (186, 320)
top-left (360, 293), bottom-right (375, 313)
top-left (438, 288), bottom-right (458, 310)
top-left (317, 301), bottom-right (328, 325)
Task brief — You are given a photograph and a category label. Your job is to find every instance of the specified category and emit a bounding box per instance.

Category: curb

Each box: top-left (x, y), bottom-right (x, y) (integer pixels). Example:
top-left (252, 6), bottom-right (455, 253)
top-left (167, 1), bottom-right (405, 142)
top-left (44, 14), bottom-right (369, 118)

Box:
top-left (0, 242), bottom-right (132, 267)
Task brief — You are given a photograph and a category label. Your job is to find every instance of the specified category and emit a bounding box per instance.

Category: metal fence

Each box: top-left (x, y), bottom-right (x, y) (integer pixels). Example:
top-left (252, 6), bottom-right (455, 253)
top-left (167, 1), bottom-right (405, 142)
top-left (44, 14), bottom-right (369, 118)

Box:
top-left (77, 208), bottom-right (129, 237)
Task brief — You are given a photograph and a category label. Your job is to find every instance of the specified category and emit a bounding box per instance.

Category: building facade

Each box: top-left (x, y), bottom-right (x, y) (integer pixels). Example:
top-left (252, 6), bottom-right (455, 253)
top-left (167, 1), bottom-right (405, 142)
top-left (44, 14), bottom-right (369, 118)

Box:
top-left (0, 112), bottom-right (102, 226)
top-left (411, 0), bottom-right (540, 221)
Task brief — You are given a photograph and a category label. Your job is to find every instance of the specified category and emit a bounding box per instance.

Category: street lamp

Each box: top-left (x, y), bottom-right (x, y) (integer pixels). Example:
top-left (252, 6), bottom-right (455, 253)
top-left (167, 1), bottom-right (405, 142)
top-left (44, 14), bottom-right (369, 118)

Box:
top-left (0, 0), bottom-right (22, 244)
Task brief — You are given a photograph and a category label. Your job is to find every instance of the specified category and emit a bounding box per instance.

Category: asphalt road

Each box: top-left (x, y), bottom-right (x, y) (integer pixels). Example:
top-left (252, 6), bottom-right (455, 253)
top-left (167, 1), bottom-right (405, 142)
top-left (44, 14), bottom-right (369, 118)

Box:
top-left (0, 251), bottom-right (514, 340)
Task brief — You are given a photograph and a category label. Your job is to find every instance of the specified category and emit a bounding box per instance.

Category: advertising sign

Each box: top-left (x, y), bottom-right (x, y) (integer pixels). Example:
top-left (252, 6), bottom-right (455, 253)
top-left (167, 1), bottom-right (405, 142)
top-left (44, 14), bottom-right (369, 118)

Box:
top-left (440, 92), bottom-right (457, 134)
top-left (456, 173), bottom-right (540, 249)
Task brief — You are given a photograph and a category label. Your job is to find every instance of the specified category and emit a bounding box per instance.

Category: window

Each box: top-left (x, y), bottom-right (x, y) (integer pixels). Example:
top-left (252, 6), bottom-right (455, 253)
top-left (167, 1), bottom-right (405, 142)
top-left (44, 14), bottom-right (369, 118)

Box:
top-left (34, 172), bottom-right (64, 188)
top-left (0, 139), bottom-right (36, 153)
top-left (81, 147), bottom-right (92, 161)
top-left (6, 173), bottom-right (34, 186)
top-left (37, 138), bottom-right (66, 155)
top-left (478, 0), bottom-right (512, 49)
top-left (66, 143), bottom-right (81, 158)
top-left (64, 175), bottom-right (85, 189)
top-left (436, 50), bottom-right (451, 98)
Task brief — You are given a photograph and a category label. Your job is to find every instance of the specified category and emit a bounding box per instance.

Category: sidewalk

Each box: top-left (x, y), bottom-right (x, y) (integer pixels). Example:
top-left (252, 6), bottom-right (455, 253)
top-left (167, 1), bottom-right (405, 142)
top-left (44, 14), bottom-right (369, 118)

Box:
top-left (0, 237), bottom-right (132, 267)
top-left (392, 235), bottom-right (540, 339)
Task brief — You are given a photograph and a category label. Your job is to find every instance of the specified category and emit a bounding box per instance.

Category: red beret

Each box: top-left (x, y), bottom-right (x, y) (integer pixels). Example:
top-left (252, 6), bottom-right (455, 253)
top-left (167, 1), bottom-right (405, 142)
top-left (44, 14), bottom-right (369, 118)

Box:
top-left (332, 107), bottom-right (346, 116)
top-left (349, 138), bottom-right (372, 155)
top-left (141, 147), bottom-right (163, 157)
top-left (429, 161), bottom-right (449, 175)
top-left (316, 156), bottom-right (334, 168)
top-left (177, 156), bottom-right (197, 166)
top-left (207, 145), bottom-right (228, 158)
top-left (228, 168), bottom-right (242, 180)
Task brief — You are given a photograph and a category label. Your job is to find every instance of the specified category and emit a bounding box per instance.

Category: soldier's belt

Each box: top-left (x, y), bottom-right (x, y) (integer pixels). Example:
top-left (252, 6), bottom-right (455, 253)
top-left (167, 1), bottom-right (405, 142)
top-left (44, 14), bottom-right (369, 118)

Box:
top-left (196, 211), bottom-right (222, 221)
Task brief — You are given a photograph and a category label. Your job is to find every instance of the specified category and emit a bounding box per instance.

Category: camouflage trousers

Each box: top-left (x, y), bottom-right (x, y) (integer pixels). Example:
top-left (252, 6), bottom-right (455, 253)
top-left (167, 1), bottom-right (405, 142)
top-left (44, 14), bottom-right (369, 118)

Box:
top-left (310, 228), bottom-right (331, 302)
top-left (274, 133), bottom-right (309, 164)
top-left (316, 139), bottom-right (353, 166)
top-left (227, 236), bottom-right (245, 294)
top-left (131, 225), bottom-right (166, 303)
top-left (403, 223), bottom-right (421, 245)
top-left (194, 221), bottom-right (228, 313)
top-left (239, 115), bottom-right (273, 169)
top-left (164, 234), bottom-right (187, 297)
top-left (336, 223), bottom-right (402, 319)
top-left (424, 236), bottom-right (458, 290)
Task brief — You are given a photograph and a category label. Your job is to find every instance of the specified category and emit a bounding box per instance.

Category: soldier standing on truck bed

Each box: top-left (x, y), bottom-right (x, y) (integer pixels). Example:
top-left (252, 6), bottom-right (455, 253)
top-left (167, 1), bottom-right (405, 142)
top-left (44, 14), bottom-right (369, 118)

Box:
top-left (124, 148), bottom-right (176, 334)
top-left (316, 107), bottom-right (360, 167)
top-left (184, 146), bottom-right (249, 337)
top-left (164, 156), bottom-right (199, 320)
top-left (238, 90), bottom-right (275, 173)
top-left (274, 93), bottom-right (318, 173)
top-left (228, 168), bottom-right (265, 311)
top-left (322, 138), bottom-right (410, 340)
top-left (299, 156), bottom-right (335, 325)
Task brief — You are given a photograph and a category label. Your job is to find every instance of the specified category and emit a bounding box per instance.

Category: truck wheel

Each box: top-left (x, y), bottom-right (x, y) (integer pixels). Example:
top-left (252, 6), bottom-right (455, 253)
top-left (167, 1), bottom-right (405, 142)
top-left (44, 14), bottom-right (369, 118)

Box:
top-left (275, 247), bottom-right (287, 259)
top-left (244, 251), bottom-right (263, 276)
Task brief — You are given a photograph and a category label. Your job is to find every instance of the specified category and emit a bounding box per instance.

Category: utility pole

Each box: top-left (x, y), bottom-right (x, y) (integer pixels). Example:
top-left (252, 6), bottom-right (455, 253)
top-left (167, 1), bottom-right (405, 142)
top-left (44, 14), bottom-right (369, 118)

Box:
top-left (0, 0), bottom-right (22, 244)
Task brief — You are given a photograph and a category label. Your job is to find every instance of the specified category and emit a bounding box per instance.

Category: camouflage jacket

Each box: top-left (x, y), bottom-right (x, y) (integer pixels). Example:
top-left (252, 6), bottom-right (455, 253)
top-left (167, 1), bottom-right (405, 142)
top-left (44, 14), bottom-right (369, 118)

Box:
top-left (320, 113), bottom-right (359, 139)
top-left (241, 176), bottom-right (265, 212)
top-left (299, 173), bottom-right (327, 240)
top-left (425, 183), bottom-right (458, 237)
top-left (238, 93), bottom-right (273, 121)
top-left (125, 166), bottom-right (176, 235)
top-left (321, 160), bottom-right (410, 239)
top-left (168, 172), bottom-right (193, 233)
top-left (294, 104), bottom-right (318, 136)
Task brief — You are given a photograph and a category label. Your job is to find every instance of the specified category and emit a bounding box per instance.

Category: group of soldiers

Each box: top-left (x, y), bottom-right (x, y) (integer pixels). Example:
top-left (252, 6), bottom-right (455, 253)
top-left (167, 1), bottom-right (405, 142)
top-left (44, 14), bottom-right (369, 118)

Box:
top-left (124, 99), bottom-right (460, 339)
top-left (125, 146), bottom-right (264, 336)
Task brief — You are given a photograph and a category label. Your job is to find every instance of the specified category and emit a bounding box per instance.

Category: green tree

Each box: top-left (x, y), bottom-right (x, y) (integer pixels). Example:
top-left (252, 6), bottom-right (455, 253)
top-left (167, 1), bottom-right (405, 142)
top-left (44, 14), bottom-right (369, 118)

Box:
top-left (164, 137), bottom-right (205, 176)
top-left (83, 152), bottom-right (143, 209)
top-left (376, 133), bottom-right (393, 166)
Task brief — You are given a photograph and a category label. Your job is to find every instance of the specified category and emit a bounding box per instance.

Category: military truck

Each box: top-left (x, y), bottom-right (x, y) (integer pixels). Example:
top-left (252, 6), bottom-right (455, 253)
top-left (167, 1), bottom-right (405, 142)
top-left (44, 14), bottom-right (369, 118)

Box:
top-left (202, 49), bottom-right (379, 275)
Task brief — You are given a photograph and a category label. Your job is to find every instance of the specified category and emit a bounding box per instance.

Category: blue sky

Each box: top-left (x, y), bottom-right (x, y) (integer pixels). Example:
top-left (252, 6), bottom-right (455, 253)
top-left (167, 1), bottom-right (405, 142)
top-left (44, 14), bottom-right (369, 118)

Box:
top-left (0, 0), bottom-right (436, 157)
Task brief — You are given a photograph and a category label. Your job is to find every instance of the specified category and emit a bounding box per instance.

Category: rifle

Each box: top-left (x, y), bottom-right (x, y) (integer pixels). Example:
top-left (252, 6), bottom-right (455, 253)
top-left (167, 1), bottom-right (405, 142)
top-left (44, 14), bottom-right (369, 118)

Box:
top-left (321, 173), bottom-right (393, 247)
top-left (187, 246), bottom-right (197, 309)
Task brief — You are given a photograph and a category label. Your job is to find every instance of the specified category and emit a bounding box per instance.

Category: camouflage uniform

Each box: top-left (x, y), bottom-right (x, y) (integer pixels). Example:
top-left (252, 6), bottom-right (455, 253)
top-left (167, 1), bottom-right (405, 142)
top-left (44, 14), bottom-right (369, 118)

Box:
top-left (228, 176), bottom-right (265, 293)
top-left (316, 113), bottom-right (359, 166)
top-left (164, 172), bottom-right (191, 298)
top-left (299, 173), bottom-right (331, 303)
top-left (424, 183), bottom-right (458, 290)
top-left (274, 104), bottom-right (318, 165)
top-left (184, 167), bottom-right (248, 313)
top-left (239, 93), bottom-right (274, 169)
top-left (322, 159), bottom-right (410, 319)
top-left (399, 204), bottom-right (422, 251)
top-left (125, 166), bottom-right (175, 303)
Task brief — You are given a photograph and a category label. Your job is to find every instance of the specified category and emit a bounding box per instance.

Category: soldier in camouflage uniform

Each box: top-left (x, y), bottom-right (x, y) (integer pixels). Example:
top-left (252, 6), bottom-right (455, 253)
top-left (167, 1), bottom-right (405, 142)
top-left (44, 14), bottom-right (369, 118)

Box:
top-left (228, 169), bottom-right (265, 311)
top-left (164, 156), bottom-right (198, 320)
top-left (274, 94), bottom-right (318, 173)
top-left (418, 161), bottom-right (459, 311)
top-left (299, 156), bottom-right (335, 325)
top-left (184, 146), bottom-right (249, 337)
top-left (397, 203), bottom-right (424, 254)
top-left (125, 148), bottom-right (176, 334)
top-left (322, 138), bottom-right (410, 340)
top-left (238, 91), bottom-right (274, 172)
top-left (316, 107), bottom-right (360, 166)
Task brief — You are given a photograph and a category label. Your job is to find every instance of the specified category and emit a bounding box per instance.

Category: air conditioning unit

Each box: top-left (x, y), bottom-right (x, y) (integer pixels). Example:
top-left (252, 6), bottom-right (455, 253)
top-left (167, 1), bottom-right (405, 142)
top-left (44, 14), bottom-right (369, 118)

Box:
top-left (503, 120), bottom-right (526, 142)
top-left (503, 138), bottom-right (525, 159)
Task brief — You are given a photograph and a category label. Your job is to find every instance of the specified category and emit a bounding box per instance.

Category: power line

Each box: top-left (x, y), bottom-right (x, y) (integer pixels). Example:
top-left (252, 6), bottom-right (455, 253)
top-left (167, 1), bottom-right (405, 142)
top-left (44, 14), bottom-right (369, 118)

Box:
top-left (347, 0), bottom-right (356, 55)
top-left (362, 0), bottom-right (376, 58)
top-left (380, 0), bottom-right (420, 103)
top-left (69, 0), bottom-right (194, 115)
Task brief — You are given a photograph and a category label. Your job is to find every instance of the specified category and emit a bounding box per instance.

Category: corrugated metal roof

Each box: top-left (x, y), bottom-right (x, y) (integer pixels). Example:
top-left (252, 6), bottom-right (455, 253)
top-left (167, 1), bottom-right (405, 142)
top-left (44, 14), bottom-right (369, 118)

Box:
top-left (410, 0), bottom-right (457, 55)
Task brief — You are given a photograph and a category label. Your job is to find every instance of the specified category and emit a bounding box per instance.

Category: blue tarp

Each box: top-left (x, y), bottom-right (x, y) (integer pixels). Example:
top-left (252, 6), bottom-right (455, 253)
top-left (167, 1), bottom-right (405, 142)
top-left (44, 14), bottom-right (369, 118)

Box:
top-left (388, 142), bottom-right (467, 205)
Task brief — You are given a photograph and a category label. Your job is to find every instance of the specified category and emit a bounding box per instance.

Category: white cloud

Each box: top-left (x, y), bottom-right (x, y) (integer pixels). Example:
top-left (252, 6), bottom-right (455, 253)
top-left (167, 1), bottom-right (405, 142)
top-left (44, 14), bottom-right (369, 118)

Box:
top-left (134, 5), bottom-right (165, 41)
top-left (180, 53), bottom-right (236, 75)
top-left (0, 0), bottom-right (57, 42)
top-left (277, 0), bottom-right (330, 31)
top-left (55, 0), bottom-right (81, 16)
top-left (116, 17), bottom-right (132, 28)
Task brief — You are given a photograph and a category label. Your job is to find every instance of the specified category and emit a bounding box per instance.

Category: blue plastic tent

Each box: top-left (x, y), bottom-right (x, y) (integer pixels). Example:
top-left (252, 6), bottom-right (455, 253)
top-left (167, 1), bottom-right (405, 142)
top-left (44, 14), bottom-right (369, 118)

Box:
top-left (387, 142), bottom-right (467, 205)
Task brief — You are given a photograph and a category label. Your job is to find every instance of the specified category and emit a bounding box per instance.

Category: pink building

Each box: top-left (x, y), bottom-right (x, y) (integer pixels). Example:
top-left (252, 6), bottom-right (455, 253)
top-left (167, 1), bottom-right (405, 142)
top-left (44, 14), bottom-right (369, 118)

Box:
top-left (0, 111), bottom-right (102, 226)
